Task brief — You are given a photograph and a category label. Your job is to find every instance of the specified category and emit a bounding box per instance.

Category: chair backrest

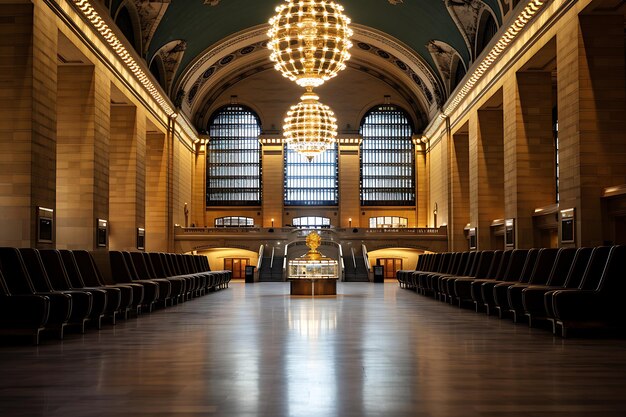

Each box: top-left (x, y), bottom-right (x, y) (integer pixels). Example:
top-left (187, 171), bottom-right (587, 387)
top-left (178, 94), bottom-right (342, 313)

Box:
top-left (59, 250), bottom-right (89, 288)
top-left (488, 250), bottom-right (507, 279)
top-left (579, 246), bottom-right (611, 290)
top-left (596, 245), bottom-right (626, 295)
top-left (446, 252), bottom-right (462, 275)
top-left (473, 251), bottom-right (495, 279)
top-left (526, 248), bottom-right (560, 285)
top-left (148, 253), bottom-right (168, 278)
top-left (142, 253), bottom-right (159, 278)
top-left (17, 248), bottom-right (57, 292)
top-left (40, 250), bottom-right (75, 291)
top-left (502, 249), bottom-right (530, 282)
top-left (0, 247), bottom-right (37, 295)
top-left (466, 251), bottom-right (481, 277)
top-left (455, 252), bottom-right (469, 276)
top-left (130, 252), bottom-right (152, 280)
top-left (72, 250), bottom-right (107, 287)
top-left (544, 247), bottom-right (578, 287)
top-left (0, 269), bottom-right (12, 296)
top-left (108, 251), bottom-right (134, 284)
top-left (561, 247), bottom-right (593, 289)
top-left (122, 252), bottom-right (141, 279)
top-left (184, 255), bottom-right (199, 273)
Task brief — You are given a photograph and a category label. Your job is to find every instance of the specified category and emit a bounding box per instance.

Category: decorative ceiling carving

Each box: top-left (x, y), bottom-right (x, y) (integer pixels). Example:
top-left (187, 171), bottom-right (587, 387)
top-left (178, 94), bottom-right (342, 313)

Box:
top-left (133, 0), bottom-right (171, 55)
top-left (444, 0), bottom-right (497, 61)
top-left (426, 40), bottom-right (461, 96)
top-left (153, 39), bottom-right (187, 95)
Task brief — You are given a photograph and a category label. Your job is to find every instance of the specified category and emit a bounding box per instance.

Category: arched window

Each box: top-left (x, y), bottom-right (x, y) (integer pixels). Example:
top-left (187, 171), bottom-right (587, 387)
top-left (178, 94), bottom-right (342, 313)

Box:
top-left (292, 216), bottom-right (331, 229)
top-left (206, 105), bottom-right (262, 206)
top-left (475, 11), bottom-right (498, 58)
top-left (360, 105), bottom-right (415, 206)
top-left (284, 146), bottom-right (338, 206)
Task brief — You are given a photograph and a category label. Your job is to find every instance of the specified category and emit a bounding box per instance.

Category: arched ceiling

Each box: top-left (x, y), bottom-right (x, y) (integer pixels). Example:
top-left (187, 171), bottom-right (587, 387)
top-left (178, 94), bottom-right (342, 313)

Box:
top-left (146, 0), bottom-right (504, 86)
top-left (105, 0), bottom-right (512, 132)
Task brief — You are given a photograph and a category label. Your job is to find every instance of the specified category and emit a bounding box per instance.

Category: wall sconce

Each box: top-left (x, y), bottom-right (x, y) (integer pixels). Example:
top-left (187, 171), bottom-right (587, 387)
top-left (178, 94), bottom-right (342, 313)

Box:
top-left (348, 217), bottom-right (352, 227)
top-left (433, 202), bottom-right (438, 228)
top-left (271, 218), bottom-right (275, 227)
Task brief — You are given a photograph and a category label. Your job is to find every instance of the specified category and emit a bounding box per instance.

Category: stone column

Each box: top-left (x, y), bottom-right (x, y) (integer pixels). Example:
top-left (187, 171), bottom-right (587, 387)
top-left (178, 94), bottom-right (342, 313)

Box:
top-left (0, 3), bottom-right (57, 248)
top-left (261, 142), bottom-right (284, 227)
top-left (449, 131), bottom-right (470, 251)
top-left (415, 139), bottom-right (428, 228)
top-left (338, 140), bottom-right (361, 227)
top-left (192, 142), bottom-right (207, 227)
top-left (109, 105), bottom-right (146, 251)
top-left (146, 132), bottom-right (168, 252)
top-left (469, 108), bottom-right (504, 250)
top-left (503, 71), bottom-right (555, 248)
top-left (557, 14), bottom-right (626, 246)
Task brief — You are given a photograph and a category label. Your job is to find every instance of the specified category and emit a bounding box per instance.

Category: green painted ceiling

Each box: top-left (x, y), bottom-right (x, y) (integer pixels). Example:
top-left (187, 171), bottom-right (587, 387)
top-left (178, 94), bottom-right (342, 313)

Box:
top-left (147, 0), bottom-right (503, 84)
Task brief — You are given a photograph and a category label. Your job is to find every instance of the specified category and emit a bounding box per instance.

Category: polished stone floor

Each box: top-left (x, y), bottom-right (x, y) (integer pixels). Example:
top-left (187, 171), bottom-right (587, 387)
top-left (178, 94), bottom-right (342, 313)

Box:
top-left (1, 283), bottom-right (626, 417)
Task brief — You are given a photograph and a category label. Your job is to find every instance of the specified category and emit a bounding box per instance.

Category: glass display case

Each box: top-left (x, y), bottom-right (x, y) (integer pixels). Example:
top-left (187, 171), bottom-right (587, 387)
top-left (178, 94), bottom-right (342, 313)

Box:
top-left (288, 259), bottom-right (338, 279)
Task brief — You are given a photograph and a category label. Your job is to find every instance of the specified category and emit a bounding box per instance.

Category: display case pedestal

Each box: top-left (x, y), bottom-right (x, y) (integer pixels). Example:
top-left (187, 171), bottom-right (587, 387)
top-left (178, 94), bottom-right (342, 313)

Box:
top-left (290, 279), bottom-right (337, 296)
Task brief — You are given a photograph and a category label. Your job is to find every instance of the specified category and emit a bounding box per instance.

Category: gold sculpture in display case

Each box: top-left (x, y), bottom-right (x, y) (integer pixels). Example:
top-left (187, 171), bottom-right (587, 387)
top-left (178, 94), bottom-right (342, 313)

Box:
top-left (288, 231), bottom-right (339, 295)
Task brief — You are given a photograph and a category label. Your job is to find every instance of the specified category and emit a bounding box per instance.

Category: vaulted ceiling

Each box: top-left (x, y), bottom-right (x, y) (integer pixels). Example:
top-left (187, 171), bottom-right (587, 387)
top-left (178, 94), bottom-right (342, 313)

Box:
top-left (105, 0), bottom-right (514, 131)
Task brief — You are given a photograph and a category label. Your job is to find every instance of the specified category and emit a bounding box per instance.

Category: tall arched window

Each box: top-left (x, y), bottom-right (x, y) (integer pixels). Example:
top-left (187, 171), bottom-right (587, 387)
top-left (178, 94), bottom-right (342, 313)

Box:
top-left (360, 105), bottom-right (415, 206)
top-left (284, 145), bottom-right (338, 206)
top-left (206, 105), bottom-right (262, 206)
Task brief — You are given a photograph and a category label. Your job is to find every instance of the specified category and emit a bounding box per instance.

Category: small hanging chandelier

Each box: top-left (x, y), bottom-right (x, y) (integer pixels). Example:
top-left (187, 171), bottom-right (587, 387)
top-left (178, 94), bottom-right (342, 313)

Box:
top-left (267, 0), bottom-right (353, 88)
top-left (283, 89), bottom-right (338, 161)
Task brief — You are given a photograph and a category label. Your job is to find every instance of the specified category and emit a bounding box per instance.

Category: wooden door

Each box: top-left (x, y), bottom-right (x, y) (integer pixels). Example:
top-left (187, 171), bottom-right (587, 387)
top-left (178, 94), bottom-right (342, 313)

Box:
top-left (224, 258), bottom-right (249, 279)
top-left (378, 258), bottom-right (403, 279)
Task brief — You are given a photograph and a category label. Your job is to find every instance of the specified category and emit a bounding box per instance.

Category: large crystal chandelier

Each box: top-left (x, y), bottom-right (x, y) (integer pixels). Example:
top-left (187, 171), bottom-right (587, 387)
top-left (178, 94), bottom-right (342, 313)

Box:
top-left (283, 90), bottom-right (338, 161)
top-left (268, 0), bottom-right (351, 160)
top-left (267, 0), bottom-right (353, 88)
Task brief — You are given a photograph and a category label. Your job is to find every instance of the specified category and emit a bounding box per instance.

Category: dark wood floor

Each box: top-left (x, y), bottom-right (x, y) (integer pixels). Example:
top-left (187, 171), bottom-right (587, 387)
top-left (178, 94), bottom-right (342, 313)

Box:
top-left (1, 283), bottom-right (626, 417)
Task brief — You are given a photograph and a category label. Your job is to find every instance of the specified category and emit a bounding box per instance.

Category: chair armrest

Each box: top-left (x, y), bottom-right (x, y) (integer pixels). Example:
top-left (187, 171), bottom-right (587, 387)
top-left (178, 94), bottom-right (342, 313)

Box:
top-left (0, 295), bottom-right (50, 327)
top-left (552, 290), bottom-right (605, 321)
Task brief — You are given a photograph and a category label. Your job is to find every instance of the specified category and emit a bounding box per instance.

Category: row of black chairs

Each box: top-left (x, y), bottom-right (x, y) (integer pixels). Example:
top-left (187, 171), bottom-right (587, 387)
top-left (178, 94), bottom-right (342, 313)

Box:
top-left (397, 245), bottom-right (626, 337)
top-left (0, 248), bottom-right (231, 344)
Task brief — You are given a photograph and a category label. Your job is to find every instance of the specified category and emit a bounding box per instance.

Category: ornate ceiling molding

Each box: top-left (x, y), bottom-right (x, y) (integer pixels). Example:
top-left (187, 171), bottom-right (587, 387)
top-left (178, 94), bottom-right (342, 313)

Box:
top-left (427, 40), bottom-right (463, 96)
top-left (350, 24), bottom-right (444, 107)
top-left (133, 0), bottom-right (171, 55)
top-left (152, 39), bottom-right (187, 95)
top-left (444, 0), bottom-right (498, 61)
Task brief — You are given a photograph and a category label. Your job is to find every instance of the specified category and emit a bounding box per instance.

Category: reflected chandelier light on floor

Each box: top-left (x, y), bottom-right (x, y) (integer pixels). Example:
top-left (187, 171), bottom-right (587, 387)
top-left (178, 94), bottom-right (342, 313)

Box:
top-left (268, 0), bottom-right (353, 88)
top-left (283, 89), bottom-right (338, 161)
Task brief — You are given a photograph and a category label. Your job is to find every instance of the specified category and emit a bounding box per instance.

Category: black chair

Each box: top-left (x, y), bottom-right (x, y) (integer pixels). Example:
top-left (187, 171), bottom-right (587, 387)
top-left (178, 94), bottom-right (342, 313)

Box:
top-left (521, 247), bottom-right (593, 328)
top-left (107, 251), bottom-right (160, 313)
top-left (502, 248), bottom-right (562, 322)
top-left (453, 250), bottom-right (503, 309)
top-left (481, 249), bottom-right (535, 316)
top-left (72, 250), bottom-right (141, 318)
top-left (0, 269), bottom-right (50, 345)
top-left (444, 251), bottom-right (495, 307)
top-left (40, 249), bottom-right (119, 327)
top-left (121, 251), bottom-right (172, 308)
top-left (0, 247), bottom-right (71, 339)
top-left (18, 248), bottom-right (94, 333)
top-left (552, 245), bottom-right (624, 337)
top-left (132, 252), bottom-right (186, 305)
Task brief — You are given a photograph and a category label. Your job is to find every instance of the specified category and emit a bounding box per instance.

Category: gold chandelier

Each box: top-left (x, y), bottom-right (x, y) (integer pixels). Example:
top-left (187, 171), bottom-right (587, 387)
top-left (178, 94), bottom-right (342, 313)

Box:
top-left (283, 90), bottom-right (338, 161)
top-left (267, 0), bottom-right (353, 88)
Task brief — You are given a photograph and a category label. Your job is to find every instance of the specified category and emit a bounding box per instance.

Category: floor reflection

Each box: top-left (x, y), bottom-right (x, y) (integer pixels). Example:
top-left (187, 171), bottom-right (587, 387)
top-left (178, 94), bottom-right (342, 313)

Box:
top-left (286, 299), bottom-right (339, 416)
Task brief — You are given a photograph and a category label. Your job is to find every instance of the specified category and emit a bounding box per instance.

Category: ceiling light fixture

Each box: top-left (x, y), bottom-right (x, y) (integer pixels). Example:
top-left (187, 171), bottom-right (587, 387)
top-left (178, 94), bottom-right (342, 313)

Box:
top-left (283, 89), bottom-right (338, 161)
top-left (268, 0), bottom-right (353, 88)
